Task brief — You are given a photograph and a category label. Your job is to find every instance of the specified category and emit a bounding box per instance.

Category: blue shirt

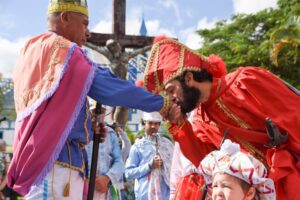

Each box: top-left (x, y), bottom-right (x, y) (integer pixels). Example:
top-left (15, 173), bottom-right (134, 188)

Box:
top-left (56, 67), bottom-right (164, 175)
top-left (86, 128), bottom-right (124, 189)
top-left (125, 136), bottom-right (171, 200)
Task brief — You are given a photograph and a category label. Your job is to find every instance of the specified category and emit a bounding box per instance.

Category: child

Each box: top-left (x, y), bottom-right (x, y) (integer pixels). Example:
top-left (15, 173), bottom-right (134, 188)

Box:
top-left (199, 139), bottom-right (275, 200)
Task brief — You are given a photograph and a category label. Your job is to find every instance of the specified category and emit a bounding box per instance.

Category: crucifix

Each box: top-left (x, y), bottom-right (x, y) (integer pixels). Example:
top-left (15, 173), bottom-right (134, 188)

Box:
top-left (87, 0), bottom-right (154, 48)
top-left (86, 0), bottom-right (154, 129)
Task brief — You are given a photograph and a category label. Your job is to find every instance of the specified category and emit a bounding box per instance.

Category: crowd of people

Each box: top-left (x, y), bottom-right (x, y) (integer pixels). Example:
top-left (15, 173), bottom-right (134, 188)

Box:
top-left (2, 0), bottom-right (299, 199)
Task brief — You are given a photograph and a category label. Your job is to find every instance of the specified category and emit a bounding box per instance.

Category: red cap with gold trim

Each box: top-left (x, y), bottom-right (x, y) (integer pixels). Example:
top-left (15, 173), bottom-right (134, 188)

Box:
top-left (143, 35), bottom-right (226, 94)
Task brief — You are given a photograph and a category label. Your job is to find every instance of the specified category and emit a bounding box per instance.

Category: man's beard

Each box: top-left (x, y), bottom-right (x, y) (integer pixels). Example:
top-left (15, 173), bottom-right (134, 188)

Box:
top-left (177, 81), bottom-right (201, 114)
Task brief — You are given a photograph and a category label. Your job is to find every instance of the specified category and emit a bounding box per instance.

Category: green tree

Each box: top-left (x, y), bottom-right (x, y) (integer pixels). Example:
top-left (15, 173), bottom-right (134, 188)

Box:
top-left (198, 0), bottom-right (300, 88)
top-left (270, 3), bottom-right (300, 87)
top-left (0, 75), bottom-right (16, 120)
top-left (0, 74), bottom-right (5, 115)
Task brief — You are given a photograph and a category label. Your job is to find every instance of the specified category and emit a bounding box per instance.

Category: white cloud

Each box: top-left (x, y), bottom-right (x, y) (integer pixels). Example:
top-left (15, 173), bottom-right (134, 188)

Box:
top-left (126, 7), bottom-right (176, 37)
top-left (92, 20), bottom-right (112, 33)
top-left (233, 0), bottom-right (278, 14)
top-left (126, 17), bottom-right (176, 38)
top-left (185, 31), bottom-right (204, 50)
top-left (144, 20), bottom-right (160, 35)
top-left (125, 7), bottom-right (143, 35)
top-left (0, 37), bottom-right (28, 78)
top-left (196, 17), bottom-right (218, 30)
top-left (92, 7), bottom-right (176, 39)
top-left (180, 17), bottom-right (218, 50)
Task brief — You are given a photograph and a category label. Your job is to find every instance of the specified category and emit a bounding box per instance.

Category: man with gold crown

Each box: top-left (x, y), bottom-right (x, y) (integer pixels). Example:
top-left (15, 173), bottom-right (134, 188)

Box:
top-left (7, 1), bottom-right (171, 199)
top-left (142, 36), bottom-right (300, 200)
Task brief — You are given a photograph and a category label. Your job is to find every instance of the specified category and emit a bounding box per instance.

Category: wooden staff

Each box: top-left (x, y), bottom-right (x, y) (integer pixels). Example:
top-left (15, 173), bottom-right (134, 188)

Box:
top-left (87, 103), bottom-right (103, 200)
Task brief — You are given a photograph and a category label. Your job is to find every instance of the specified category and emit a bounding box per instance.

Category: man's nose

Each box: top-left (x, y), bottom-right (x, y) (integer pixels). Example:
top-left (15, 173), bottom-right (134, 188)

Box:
top-left (86, 29), bottom-right (91, 39)
top-left (168, 94), bottom-right (177, 101)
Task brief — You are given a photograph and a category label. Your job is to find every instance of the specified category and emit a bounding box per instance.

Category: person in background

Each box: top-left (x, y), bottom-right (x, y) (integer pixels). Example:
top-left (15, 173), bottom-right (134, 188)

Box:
top-left (107, 122), bottom-right (134, 200)
top-left (86, 126), bottom-right (124, 200)
top-left (107, 122), bottom-right (131, 161)
top-left (0, 140), bottom-right (10, 200)
top-left (7, 1), bottom-right (170, 198)
top-left (125, 112), bottom-right (173, 200)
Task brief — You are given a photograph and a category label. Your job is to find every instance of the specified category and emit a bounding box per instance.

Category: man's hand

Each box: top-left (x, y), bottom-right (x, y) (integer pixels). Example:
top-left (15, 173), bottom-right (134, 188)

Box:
top-left (166, 103), bottom-right (185, 125)
top-left (152, 155), bottom-right (163, 169)
top-left (95, 175), bottom-right (110, 193)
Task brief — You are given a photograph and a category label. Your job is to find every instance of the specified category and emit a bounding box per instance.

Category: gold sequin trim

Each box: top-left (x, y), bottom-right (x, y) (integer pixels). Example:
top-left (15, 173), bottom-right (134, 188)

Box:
top-left (56, 100), bottom-right (90, 173)
top-left (18, 36), bottom-right (69, 110)
top-left (214, 97), bottom-right (267, 166)
top-left (216, 98), bottom-right (251, 130)
top-left (55, 161), bottom-right (85, 174)
top-left (159, 95), bottom-right (170, 117)
top-left (154, 46), bottom-right (161, 94)
top-left (83, 100), bottom-right (90, 145)
top-left (144, 45), bottom-right (158, 92)
top-left (144, 39), bottom-right (212, 93)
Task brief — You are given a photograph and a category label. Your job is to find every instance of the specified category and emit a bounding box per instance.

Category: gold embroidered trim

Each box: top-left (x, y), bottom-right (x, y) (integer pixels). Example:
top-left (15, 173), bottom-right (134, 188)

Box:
top-left (178, 46), bottom-right (185, 72)
top-left (144, 45), bottom-right (158, 92)
top-left (177, 118), bottom-right (186, 129)
top-left (64, 141), bottom-right (72, 197)
top-left (55, 161), bottom-right (85, 173)
top-left (144, 39), bottom-right (212, 93)
top-left (234, 136), bottom-right (267, 167)
top-left (80, 143), bottom-right (86, 176)
top-left (214, 97), bottom-right (267, 166)
top-left (159, 95), bottom-right (170, 117)
top-left (216, 98), bottom-right (252, 130)
top-left (154, 46), bottom-right (161, 93)
top-left (18, 36), bottom-right (69, 110)
top-left (83, 100), bottom-right (90, 145)
top-left (48, 3), bottom-right (88, 16)
top-left (55, 100), bottom-right (89, 174)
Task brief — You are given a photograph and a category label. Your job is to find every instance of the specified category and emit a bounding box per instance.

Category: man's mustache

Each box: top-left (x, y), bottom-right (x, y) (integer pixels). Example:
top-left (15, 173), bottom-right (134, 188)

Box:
top-left (173, 99), bottom-right (183, 105)
top-left (149, 129), bottom-right (157, 134)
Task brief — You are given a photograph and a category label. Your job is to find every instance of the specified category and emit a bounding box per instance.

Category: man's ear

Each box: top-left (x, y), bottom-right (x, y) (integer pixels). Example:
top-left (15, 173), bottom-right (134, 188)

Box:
top-left (60, 12), bottom-right (69, 24)
top-left (184, 71), bottom-right (194, 87)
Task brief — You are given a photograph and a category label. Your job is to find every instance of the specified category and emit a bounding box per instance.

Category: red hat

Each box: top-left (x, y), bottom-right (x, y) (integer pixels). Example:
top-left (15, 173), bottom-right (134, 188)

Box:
top-left (144, 35), bottom-right (227, 93)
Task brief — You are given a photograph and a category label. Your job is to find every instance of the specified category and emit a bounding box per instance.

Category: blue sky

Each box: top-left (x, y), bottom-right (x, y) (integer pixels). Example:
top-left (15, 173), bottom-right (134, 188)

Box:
top-left (0, 0), bottom-right (277, 77)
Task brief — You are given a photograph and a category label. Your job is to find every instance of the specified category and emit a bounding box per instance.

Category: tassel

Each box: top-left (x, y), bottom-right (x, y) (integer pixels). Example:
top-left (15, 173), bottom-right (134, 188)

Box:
top-left (63, 182), bottom-right (70, 197)
top-left (63, 141), bottom-right (72, 197)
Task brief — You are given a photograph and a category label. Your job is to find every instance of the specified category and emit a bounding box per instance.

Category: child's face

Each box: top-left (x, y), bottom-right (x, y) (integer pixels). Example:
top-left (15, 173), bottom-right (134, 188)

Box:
top-left (212, 173), bottom-right (252, 200)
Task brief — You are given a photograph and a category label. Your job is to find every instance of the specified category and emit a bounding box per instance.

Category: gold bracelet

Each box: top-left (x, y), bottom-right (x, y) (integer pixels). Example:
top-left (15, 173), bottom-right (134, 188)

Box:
top-left (159, 95), bottom-right (170, 117)
top-left (177, 116), bottom-right (186, 128)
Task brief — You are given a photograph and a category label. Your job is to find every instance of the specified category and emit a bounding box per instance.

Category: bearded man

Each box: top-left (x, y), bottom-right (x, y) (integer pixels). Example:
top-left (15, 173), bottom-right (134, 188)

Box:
top-left (143, 36), bottom-right (300, 200)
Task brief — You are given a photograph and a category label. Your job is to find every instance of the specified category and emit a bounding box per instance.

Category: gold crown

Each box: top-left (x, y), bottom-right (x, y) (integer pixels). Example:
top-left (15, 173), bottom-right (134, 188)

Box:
top-left (47, 0), bottom-right (88, 16)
